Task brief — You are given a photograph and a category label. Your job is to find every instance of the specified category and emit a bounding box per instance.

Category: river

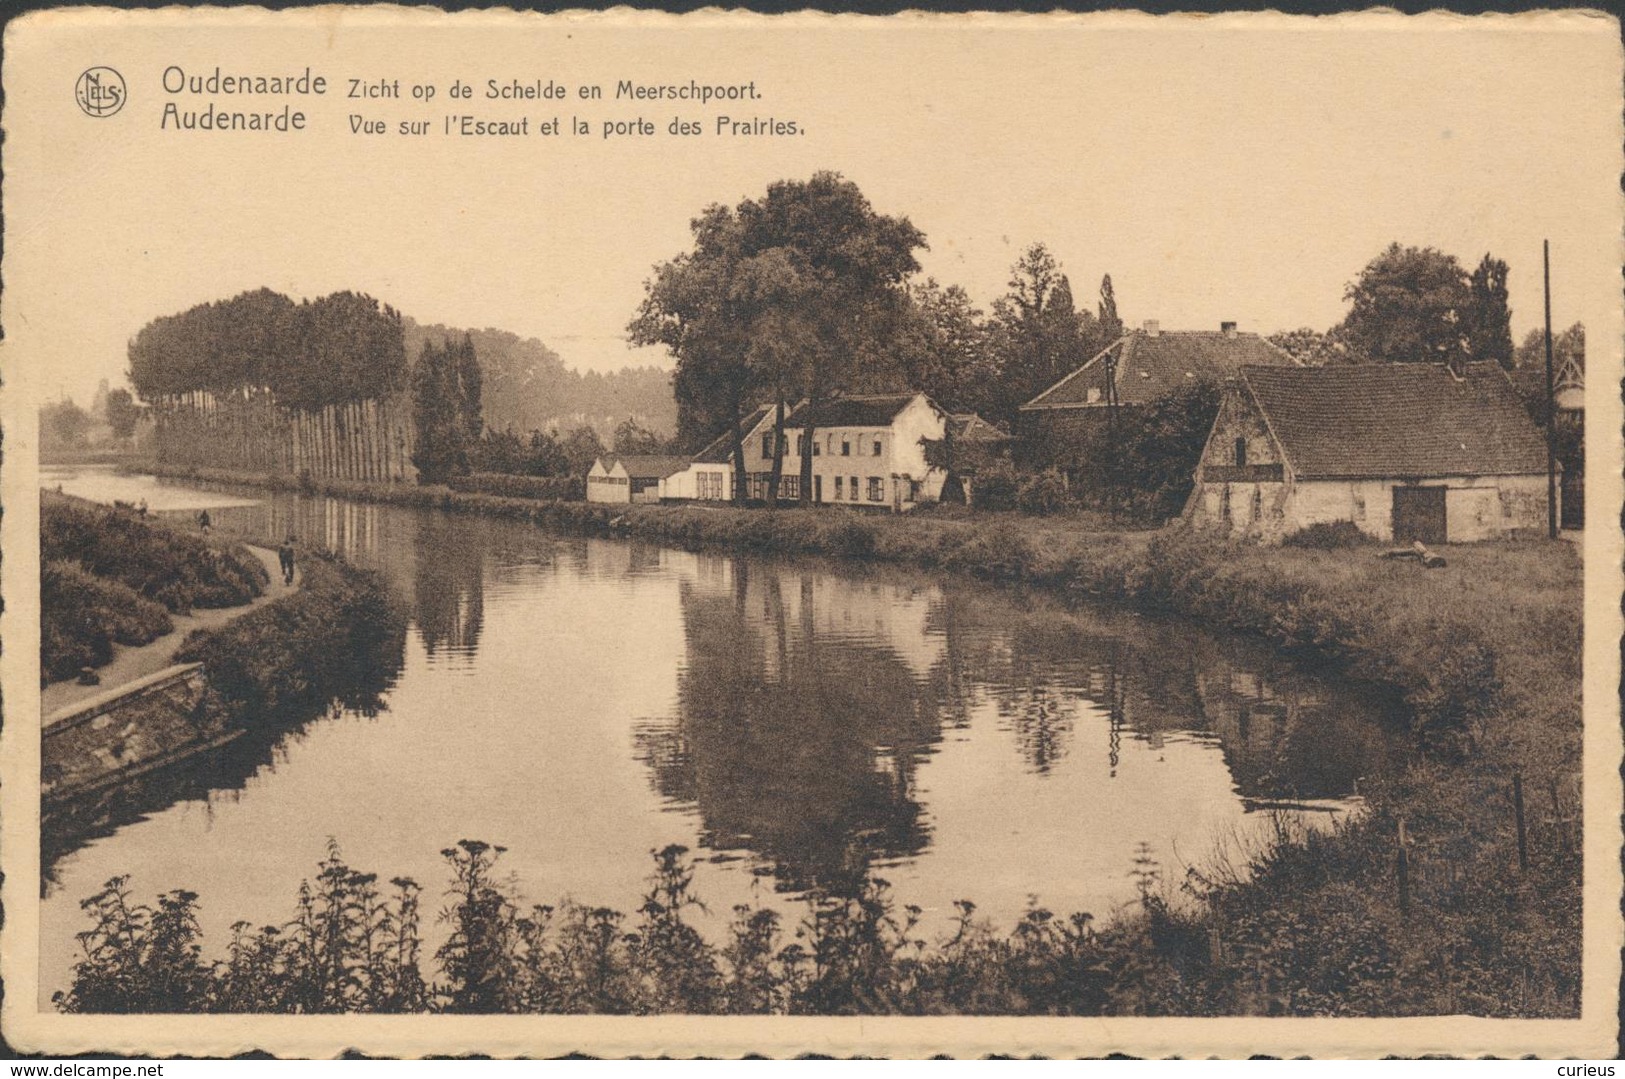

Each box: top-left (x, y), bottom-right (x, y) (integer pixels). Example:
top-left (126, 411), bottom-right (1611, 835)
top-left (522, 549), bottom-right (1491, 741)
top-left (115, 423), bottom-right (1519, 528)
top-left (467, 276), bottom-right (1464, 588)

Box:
top-left (39, 466), bottom-right (1405, 1002)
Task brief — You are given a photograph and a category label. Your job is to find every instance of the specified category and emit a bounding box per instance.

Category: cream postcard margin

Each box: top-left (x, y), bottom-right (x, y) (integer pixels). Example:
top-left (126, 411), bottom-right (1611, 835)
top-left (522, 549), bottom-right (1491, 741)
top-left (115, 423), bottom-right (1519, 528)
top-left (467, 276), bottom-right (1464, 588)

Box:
top-left (2, 6), bottom-right (1621, 1058)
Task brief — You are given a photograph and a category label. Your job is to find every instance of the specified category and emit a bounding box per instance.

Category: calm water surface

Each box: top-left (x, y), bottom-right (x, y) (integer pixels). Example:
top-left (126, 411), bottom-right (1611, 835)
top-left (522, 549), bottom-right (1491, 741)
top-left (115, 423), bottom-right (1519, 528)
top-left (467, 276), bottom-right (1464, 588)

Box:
top-left (40, 466), bottom-right (1404, 1000)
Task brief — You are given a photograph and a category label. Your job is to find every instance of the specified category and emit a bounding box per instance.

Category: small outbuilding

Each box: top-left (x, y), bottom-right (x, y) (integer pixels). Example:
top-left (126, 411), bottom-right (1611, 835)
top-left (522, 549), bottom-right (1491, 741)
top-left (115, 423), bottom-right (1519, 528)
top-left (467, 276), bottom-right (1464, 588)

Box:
top-left (1186, 362), bottom-right (1552, 544)
top-left (586, 454), bottom-right (693, 504)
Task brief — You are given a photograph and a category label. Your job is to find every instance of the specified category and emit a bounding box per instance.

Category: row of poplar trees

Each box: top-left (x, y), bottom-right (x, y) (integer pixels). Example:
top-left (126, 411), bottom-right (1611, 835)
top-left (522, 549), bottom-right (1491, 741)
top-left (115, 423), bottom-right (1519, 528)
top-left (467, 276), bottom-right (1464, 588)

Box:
top-left (127, 288), bottom-right (485, 485)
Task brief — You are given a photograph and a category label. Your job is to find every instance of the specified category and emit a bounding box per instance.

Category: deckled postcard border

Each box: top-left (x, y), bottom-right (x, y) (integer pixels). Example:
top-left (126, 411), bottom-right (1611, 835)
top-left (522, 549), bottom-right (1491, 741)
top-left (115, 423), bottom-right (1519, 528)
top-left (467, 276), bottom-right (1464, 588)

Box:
top-left (2, 5), bottom-right (1620, 1058)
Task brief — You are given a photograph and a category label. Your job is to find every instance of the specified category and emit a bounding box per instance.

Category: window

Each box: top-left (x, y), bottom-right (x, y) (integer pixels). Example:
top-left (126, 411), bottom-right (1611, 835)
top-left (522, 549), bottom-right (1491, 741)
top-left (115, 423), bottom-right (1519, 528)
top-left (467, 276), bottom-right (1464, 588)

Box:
top-left (873, 438), bottom-right (883, 457)
top-left (782, 476), bottom-right (799, 500)
top-left (812, 441), bottom-right (821, 456)
top-left (762, 432), bottom-right (773, 460)
top-left (849, 475), bottom-right (858, 499)
top-left (1234, 437), bottom-right (1247, 468)
top-left (903, 480), bottom-right (917, 503)
top-left (841, 440), bottom-right (851, 456)
top-left (868, 477), bottom-right (884, 502)
top-left (835, 476), bottom-right (844, 499)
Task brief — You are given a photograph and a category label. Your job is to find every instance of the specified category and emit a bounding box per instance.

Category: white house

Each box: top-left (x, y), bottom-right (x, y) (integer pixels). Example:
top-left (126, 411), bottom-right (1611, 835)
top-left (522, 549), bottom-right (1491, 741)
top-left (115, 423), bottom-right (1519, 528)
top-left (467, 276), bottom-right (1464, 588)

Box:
top-left (1185, 362), bottom-right (1552, 544)
top-left (663, 406), bottom-right (774, 503)
top-left (767, 392), bottom-right (949, 511)
top-left (586, 454), bottom-right (692, 504)
top-left (663, 393), bottom-right (950, 511)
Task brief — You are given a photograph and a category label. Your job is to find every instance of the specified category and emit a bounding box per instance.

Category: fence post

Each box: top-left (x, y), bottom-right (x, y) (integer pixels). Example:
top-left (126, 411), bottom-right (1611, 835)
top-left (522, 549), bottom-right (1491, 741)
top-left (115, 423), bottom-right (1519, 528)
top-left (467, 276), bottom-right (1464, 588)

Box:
top-left (1513, 771), bottom-right (1529, 872)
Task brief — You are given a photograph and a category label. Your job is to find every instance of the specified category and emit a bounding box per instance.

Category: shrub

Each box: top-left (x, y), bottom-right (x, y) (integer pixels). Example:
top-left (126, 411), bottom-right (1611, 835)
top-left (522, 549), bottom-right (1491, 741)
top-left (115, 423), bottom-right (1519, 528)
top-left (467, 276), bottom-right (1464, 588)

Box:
top-left (1281, 521), bottom-right (1374, 550)
top-left (448, 472), bottom-right (584, 502)
top-left (1016, 470), bottom-right (1072, 516)
top-left (41, 497), bottom-right (267, 613)
top-left (174, 555), bottom-right (405, 724)
top-left (41, 560), bottom-right (174, 684)
top-left (970, 463), bottom-right (1021, 512)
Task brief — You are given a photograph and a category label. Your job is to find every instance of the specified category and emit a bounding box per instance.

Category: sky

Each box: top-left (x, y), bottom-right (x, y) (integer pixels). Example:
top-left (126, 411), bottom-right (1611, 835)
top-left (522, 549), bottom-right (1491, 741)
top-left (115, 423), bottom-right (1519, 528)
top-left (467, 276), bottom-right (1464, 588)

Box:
top-left (7, 10), bottom-right (1621, 407)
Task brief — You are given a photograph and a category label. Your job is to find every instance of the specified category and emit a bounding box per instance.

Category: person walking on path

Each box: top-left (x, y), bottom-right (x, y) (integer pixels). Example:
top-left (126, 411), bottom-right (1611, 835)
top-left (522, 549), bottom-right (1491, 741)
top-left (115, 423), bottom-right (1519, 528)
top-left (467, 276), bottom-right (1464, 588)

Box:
top-left (278, 536), bottom-right (296, 586)
top-left (197, 509), bottom-right (211, 535)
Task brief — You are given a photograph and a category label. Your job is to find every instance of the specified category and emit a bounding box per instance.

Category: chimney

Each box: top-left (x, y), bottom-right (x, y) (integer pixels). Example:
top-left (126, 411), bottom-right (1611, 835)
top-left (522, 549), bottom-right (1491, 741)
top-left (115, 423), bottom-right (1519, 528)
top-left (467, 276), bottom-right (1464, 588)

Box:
top-left (1142, 319), bottom-right (1160, 337)
top-left (1220, 321), bottom-right (1238, 337)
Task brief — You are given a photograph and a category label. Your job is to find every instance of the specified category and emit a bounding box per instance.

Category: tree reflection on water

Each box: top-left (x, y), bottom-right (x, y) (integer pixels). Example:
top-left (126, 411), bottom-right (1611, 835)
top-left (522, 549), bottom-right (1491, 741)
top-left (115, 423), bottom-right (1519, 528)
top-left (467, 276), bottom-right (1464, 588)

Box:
top-left (636, 558), bottom-right (1403, 895)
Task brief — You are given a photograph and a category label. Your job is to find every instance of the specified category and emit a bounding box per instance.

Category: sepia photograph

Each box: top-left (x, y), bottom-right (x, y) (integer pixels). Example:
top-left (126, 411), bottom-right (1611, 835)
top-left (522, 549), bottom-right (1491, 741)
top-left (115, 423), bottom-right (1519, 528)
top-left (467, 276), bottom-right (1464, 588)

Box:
top-left (2, 6), bottom-right (1621, 1059)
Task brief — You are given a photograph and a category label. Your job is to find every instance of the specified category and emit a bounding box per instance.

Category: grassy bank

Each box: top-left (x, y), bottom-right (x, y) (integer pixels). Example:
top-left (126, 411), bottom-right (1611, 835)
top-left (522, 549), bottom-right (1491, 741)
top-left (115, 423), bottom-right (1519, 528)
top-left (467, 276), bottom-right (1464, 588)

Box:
top-left (106, 463), bottom-right (1582, 1016)
top-left (40, 494), bottom-right (270, 685)
top-left (40, 562), bottom-right (173, 685)
top-left (174, 554), bottom-right (407, 728)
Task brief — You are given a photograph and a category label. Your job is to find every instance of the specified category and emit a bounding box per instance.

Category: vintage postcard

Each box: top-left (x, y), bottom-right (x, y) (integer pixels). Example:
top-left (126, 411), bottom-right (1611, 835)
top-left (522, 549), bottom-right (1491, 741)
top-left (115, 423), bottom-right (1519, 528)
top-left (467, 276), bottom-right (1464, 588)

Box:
top-left (2, 5), bottom-right (1621, 1059)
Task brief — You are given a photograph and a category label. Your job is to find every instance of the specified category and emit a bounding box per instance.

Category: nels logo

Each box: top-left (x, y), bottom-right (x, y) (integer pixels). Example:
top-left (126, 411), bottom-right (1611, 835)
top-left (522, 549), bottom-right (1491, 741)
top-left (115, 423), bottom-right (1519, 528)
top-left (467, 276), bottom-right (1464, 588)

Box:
top-left (75, 67), bottom-right (126, 117)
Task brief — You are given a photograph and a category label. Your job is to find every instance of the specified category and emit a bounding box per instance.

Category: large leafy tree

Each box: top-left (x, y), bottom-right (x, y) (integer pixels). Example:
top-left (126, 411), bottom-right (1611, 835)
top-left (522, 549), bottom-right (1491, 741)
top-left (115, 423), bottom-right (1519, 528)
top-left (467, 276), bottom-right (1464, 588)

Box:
top-left (630, 172), bottom-right (926, 505)
top-left (1464, 254), bottom-right (1514, 370)
top-left (411, 335), bottom-right (483, 485)
top-left (104, 388), bottom-right (141, 441)
top-left (613, 417), bottom-right (666, 455)
top-left (1266, 325), bottom-right (1367, 366)
top-left (984, 244), bottom-right (1101, 421)
top-left (1336, 243), bottom-right (1471, 365)
top-left (559, 425), bottom-right (608, 477)
top-left (895, 278), bottom-right (997, 417)
top-left (39, 398), bottom-right (94, 452)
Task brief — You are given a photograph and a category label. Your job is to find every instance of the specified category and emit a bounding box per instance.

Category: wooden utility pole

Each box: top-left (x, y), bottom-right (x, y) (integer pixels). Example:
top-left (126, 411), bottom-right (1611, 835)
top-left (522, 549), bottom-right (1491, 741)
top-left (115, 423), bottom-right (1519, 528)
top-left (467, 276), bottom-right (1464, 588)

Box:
top-left (1544, 240), bottom-right (1558, 539)
top-left (1105, 348), bottom-right (1121, 525)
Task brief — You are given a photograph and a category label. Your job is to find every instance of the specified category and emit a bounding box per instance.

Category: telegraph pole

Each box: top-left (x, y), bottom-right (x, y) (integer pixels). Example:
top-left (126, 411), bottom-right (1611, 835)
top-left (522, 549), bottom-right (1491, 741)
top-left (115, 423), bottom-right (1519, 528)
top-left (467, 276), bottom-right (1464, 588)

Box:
top-left (1544, 240), bottom-right (1557, 539)
top-left (1105, 347), bottom-right (1120, 525)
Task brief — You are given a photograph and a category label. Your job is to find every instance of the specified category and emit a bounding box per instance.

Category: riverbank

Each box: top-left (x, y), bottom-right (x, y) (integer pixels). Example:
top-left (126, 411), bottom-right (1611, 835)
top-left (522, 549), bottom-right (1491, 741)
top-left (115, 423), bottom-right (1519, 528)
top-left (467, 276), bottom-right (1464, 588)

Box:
top-left (109, 463), bottom-right (1583, 1015)
top-left (42, 544), bottom-right (296, 716)
top-left (40, 492), bottom-right (272, 686)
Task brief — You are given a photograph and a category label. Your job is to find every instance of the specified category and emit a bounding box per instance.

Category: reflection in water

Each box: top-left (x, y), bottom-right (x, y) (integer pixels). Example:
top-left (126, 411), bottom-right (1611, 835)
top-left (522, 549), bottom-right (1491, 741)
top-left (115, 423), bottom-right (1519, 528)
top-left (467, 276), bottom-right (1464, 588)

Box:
top-left (42, 607), bottom-right (407, 892)
top-left (40, 469), bottom-right (1407, 1004)
top-left (635, 568), bottom-right (939, 891)
top-left (632, 557), bottom-right (1401, 896)
top-left (414, 514), bottom-right (484, 662)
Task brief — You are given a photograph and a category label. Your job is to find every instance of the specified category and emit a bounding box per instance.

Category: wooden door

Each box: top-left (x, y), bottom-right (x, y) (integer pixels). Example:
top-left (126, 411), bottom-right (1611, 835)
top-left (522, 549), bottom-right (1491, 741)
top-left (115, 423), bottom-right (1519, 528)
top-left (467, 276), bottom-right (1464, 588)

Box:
top-left (1392, 486), bottom-right (1447, 545)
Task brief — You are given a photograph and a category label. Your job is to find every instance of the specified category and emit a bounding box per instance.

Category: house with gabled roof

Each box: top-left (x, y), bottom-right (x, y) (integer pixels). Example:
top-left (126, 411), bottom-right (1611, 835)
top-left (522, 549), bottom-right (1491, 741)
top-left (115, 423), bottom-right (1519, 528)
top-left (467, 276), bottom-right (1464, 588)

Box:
top-left (1185, 362), bottom-right (1552, 544)
top-left (663, 406), bottom-right (775, 503)
top-left (663, 392), bottom-right (952, 510)
top-left (1017, 320), bottom-right (1296, 478)
top-left (586, 453), bottom-right (693, 504)
top-left (773, 392), bottom-right (950, 510)
top-left (922, 413), bottom-right (1013, 504)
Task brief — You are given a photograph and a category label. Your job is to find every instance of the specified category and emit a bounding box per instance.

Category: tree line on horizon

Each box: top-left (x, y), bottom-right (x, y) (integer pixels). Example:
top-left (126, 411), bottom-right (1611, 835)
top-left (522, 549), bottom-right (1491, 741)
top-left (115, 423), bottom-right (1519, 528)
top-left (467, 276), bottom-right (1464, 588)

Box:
top-left (628, 171), bottom-right (1574, 510)
top-left (125, 292), bottom-right (676, 439)
top-left (127, 289), bottom-right (408, 411)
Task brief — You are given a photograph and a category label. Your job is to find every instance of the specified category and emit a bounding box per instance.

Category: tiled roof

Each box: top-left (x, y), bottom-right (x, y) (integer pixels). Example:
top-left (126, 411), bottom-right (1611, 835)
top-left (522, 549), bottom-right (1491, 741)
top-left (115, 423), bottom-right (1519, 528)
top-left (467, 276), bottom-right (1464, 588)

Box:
top-left (783, 393), bottom-right (925, 429)
top-left (1023, 330), bottom-right (1293, 410)
top-left (608, 454), bottom-right (693, 480)
top-left (692, 406), bottom-right (773, 464)
top-left (1242, 362), bottom-right (1548, 480)
top-left (948, 413), bottom-right (1011, 441)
